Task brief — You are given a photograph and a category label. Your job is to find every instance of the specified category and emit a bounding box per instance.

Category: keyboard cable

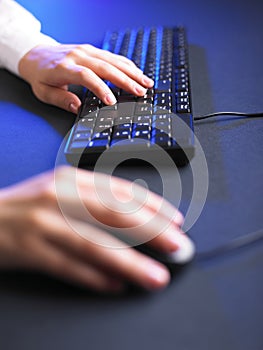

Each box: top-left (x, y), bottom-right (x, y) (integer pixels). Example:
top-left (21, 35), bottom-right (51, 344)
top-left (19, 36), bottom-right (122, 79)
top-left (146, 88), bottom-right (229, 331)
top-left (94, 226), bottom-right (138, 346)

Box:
top-left (194, 111), bottom-right (263, 121)
top-left (191, 110), bottom-right (263, 261)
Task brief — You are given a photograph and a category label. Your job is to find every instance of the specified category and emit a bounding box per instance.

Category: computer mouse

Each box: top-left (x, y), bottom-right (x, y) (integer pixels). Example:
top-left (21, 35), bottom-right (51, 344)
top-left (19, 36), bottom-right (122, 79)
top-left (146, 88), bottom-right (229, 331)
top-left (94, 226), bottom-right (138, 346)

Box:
top-left (163, 233), bottom-right (196, 264)
top-left (136, 234), bottom-right (196, 265)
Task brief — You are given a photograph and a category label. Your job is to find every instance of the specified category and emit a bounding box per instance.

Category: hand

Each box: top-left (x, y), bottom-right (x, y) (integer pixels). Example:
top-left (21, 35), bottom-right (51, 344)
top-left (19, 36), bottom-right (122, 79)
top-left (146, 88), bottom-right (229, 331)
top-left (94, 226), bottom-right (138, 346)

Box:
top-left (0, 166), bottom-right (189, 293)
top-left (18, 44), bottom-right (154, 114)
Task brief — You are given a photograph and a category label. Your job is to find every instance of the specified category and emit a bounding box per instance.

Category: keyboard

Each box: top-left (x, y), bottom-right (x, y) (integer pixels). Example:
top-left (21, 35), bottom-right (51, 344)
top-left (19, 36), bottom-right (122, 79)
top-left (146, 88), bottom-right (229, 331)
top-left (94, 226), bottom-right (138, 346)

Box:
top-left (64, 26), bottom-right (195, 167)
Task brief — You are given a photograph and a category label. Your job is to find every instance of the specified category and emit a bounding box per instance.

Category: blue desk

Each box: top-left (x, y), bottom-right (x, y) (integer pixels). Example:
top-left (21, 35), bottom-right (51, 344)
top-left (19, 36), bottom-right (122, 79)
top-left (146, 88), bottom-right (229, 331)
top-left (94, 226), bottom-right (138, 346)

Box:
top-left (0, 1), bottom-right (262, 349)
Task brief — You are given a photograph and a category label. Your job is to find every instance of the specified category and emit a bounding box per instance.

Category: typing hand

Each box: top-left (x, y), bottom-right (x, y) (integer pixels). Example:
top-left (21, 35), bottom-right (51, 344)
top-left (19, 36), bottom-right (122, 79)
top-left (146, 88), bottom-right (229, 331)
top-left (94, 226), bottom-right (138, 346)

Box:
top-left (0, 166), bottom-right (190, 293)
top-left (18, 44), bottom-right (154, 114)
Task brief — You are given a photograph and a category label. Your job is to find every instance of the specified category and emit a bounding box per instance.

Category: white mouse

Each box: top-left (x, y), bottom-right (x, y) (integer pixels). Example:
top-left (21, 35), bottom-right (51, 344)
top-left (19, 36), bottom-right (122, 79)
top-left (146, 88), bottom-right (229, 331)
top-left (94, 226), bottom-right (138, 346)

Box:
top-left (137, 234), bottom-right (195, 265)
top-left (164, 234), bottom-right (196, 264)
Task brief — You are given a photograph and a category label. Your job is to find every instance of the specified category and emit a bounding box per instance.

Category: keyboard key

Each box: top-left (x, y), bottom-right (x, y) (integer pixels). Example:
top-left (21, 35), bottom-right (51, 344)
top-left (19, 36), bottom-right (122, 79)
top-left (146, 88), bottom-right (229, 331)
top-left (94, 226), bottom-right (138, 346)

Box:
top-left (75, 119), bottom-right (94, 132)
top-left (137, 96), bottom-right (154, 104)
top-left (176, 103), bottom-right (191, 113)
top-left (151, 132), bottom-right (171, 147)
top-left (154, 94), bottom-right (172, 107)
top-left (117, 102), bottom-right (136, 116)
top-left (97, 109), bottom-right (119, 120)
top-left (114, 116), bottom-right (133, 124)
top-left (133, 123), bottom-right (150, 132)
top-left (132, 129), bottom-right (150, 139)
top-left (92, 130), bottom-right (111, 140)
top-left (177, 97), bottom-right (189, 104)
top-left (93, 125), bottom-right (113, 134)
top-left (118, 95), bottom-right (136, 103)
top-left (133, 115), bottom-right (152, 123)
top-left (135, 103), bottom-right (153, 115)
top-left (176, 91), bottom-right (188, 98)
top-left (70, 140), bottom-right (89, 149)
top-left (113, 123), bottom-right (132, 131)
top-left (87, 139), bottom-right (109, 150)
top-left (152, 121), bottom-right (170, 135)
top-left (152, 113), bottom-right (171, 121)
top-left (73, 132), bottom-right (92, 141)
top-left (100, 104), bottom-right (118, 110)
top-left (176, 82), bottom-right (188, 91)
top-left (153, 105), bottom-right (171, 114)
top-left (112, 129), bottom-right (131, 139)
top-left (154, 79), bottom-right (172, 92)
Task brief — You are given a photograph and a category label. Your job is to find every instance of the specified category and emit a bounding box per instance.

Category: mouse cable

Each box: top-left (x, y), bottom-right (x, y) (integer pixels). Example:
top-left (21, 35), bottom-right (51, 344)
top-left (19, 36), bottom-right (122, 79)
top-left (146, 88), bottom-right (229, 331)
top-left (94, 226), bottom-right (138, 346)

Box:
top-left (195, 228), bottom-right (263, 262)
top-left (194, 111), bottom-right (263, 121)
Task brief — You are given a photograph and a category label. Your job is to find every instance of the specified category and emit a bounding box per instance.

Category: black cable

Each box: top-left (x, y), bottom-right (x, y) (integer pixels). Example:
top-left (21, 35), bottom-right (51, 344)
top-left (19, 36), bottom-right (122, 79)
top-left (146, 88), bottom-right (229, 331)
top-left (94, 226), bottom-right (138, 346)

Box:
top-left (195, 228), bottom-right (263, 262)
top-left (194, 111), bottom-right (263, 121)
top-left (192, 111), bottom-right (263, 259)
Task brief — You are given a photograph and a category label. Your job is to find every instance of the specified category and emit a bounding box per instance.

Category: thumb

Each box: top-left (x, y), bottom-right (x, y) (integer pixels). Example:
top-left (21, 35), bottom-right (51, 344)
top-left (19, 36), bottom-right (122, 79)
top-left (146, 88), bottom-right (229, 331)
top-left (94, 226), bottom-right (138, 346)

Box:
top-left (36, 84), bottom-right (82, 114)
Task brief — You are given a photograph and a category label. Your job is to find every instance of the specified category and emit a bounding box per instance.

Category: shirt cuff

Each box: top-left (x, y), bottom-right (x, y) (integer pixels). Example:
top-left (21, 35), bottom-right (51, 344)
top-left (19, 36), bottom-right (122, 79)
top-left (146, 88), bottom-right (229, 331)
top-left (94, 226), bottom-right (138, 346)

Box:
top-left (2, 31), bottom-right (59, 76)
top-left (0, 0), bottom-right (59, 76)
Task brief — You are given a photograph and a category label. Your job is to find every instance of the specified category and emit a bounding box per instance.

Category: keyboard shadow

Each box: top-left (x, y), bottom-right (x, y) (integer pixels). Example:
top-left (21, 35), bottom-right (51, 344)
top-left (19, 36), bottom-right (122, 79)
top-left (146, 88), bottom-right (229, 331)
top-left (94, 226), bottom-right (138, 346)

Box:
top-left (188, 44), bottom-right (229, 200)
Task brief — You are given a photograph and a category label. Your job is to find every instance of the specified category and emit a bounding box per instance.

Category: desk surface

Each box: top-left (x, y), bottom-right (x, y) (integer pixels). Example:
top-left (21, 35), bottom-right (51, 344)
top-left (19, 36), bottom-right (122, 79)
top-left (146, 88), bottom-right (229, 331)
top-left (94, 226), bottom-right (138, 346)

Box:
top-left (0, 0), bottom-right (263, 349)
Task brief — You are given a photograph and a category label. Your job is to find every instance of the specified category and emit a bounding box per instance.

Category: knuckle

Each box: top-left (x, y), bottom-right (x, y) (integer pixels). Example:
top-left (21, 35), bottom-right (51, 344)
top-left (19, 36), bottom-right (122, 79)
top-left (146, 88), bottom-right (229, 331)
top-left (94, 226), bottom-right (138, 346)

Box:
top-left (120, 55), bottom-right (134, 65)
top-left (67, 45), bottom-right (88, 59)
top-left (55, 165), bottom-right (75, 182)
top-left (33, 175), bottom-right (57, 205)
top-left (119, 75), bottom-right (131, 87)
top-left (39, 183), bottom-right (56, 204)
top-left (76, 67), bottom-right (88, 81)
top-left (55, 61), bottom-right (68, 71)
top-left (23, 208), bottom-right (47, 230)
top-left (73, 45), bottom-right (86, 56)
top-left (98, 60), bottom-right (111, 73)
top-left (96, 83), bottom-right (108, 96)
top-left (83, 43), bottom-right (92, 51)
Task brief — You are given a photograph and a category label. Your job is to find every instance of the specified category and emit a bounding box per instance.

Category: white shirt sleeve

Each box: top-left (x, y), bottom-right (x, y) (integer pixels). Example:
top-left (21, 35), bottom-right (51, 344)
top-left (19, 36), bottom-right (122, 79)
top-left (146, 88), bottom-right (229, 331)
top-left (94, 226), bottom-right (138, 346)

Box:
top-left (0, 0), bottom-right (59, 76)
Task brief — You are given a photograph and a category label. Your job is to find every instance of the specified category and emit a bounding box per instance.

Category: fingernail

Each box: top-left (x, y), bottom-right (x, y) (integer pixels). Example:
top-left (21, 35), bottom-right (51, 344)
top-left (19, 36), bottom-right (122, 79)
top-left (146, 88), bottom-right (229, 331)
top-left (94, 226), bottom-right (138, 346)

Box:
top-left (69, 103), bottom-right (78, 114)
top-left (105, 93), bottom-right (117, 105)
top-left (143, 76), bottom-right (154, 87)
top-left (173, 211), bottom-right (185, 227)
top-left (165, 231), bottom-right (181, 252)
top-left (134, 85), bottom-right (147, 95)
top-left (144, 260), bottom-right (170, 290)
top-left (167, 235), bottom-right (195, 264)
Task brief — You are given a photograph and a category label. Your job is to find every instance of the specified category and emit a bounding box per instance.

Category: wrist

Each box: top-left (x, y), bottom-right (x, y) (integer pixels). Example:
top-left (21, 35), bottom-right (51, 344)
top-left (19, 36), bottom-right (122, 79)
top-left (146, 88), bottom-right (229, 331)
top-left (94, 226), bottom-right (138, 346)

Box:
top-left (18, 45), bottom-right (42, 84)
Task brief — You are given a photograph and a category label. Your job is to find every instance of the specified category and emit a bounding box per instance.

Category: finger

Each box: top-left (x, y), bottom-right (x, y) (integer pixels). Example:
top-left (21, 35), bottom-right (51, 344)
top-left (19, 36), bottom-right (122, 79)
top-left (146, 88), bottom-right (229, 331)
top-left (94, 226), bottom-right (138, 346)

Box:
top-left (43, 220), bottom-right (171, 291)
top-left (54, 167), bottom-right (184, 238)
top-left (33, 236), bottom-right (125, 293)
top-left (34, 83), bottom-right (82, 113)
top-left (74, 169), bottom-right (184, 227)
top-left (82, 179), bottom-right (187, 253)
top-left (53, 167), bottom-right (186, 252)
top-left (77, 57), bottom-right (148, 96)
top-left (82, 44), bottom-right (140, 69)
top-left (86, 49), bottom-right (154, 88)
top-left (51, 63), bottom-right (117, 105)
top-left (33, 205), bottom-right (170, 291)
top-left (56, 184), bottom-right (185, 254)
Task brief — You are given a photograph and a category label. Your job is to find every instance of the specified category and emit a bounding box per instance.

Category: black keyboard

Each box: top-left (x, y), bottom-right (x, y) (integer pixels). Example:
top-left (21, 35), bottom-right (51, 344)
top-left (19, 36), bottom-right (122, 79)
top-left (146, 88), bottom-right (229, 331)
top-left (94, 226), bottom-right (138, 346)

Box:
top-left (64, 26), bottom-right (195, 167)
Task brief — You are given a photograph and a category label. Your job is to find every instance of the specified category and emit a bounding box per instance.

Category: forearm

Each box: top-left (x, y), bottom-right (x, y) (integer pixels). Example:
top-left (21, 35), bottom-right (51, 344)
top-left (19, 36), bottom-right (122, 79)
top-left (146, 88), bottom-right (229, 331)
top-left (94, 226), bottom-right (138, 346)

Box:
top-left (0, 0), bottom-right (58, 75)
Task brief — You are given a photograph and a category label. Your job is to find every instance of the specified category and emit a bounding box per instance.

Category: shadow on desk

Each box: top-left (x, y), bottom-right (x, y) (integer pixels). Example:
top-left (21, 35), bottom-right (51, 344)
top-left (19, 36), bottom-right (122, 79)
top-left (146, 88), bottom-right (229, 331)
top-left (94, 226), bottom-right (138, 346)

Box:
top-left (0, 258), bottom-right (190, 300)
